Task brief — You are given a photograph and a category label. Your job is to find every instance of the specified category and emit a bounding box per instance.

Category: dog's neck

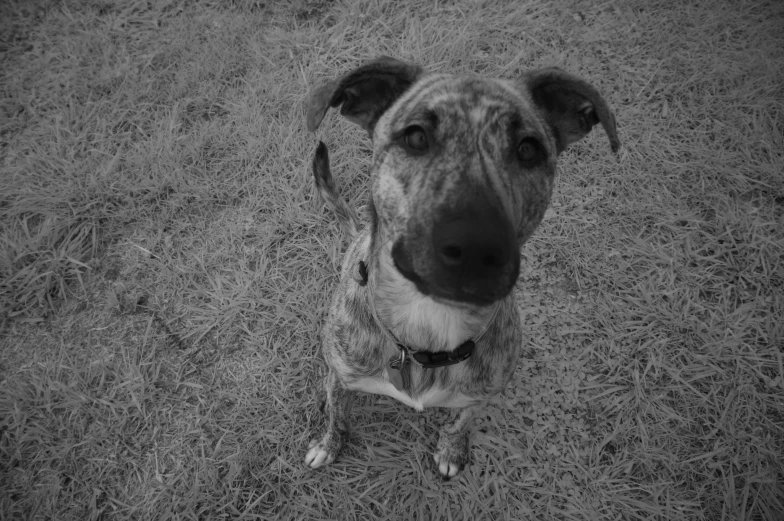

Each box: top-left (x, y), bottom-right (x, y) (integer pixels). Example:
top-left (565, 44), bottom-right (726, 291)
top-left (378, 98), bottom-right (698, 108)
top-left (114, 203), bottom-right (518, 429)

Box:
top-left (366, 240), bottom-right (499, 352)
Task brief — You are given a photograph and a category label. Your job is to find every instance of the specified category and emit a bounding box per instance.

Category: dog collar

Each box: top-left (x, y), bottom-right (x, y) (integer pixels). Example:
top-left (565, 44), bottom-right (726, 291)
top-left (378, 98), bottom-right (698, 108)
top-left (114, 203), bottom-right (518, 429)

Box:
top-left (396, 339), bottom-right (475, 368)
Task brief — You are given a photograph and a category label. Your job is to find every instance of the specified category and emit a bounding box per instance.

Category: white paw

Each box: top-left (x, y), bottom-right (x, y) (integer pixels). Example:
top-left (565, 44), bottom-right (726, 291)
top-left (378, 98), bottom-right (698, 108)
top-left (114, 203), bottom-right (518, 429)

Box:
top-left (433, 452), bottom-right (461, 479)
top-left (305, 439), bottom-right (335, 468)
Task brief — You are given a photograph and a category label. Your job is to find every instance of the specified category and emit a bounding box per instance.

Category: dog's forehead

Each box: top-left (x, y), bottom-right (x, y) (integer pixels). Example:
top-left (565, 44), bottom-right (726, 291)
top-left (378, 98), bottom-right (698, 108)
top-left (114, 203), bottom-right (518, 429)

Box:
top-left (390, 74), bottom-right (535, 125)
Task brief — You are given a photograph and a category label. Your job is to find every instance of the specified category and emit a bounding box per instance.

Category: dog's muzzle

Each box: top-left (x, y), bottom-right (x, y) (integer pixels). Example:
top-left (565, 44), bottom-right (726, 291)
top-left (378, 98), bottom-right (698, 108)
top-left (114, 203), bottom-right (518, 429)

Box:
top-left (392, 201), bottom-right (519, 306)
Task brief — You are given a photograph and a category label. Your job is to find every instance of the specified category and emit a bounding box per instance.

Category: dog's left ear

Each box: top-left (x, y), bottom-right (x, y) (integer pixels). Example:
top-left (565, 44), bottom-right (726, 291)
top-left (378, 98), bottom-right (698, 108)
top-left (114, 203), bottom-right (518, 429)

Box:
top-left (523, 68), bottom-right (620, 154)
top-left (307, 56), bottom-right (423, 136)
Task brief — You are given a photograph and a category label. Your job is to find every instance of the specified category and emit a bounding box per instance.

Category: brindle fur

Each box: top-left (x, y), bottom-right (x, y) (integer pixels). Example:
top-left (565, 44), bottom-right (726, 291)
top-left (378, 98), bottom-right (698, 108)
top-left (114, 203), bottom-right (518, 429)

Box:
top-left (305, 57), bottom-right (619, 478)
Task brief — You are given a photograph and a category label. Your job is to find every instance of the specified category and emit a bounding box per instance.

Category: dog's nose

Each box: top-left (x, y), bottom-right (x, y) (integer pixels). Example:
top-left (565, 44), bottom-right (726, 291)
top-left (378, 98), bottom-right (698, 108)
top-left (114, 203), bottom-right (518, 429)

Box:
top-left (432, 204), bottom-right (515, 281)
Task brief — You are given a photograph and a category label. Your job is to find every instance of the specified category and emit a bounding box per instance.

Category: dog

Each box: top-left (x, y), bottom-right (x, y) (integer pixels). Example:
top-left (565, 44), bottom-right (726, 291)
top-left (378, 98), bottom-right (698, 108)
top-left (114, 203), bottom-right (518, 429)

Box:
top-left (304, 56), bottom-right (619, 478)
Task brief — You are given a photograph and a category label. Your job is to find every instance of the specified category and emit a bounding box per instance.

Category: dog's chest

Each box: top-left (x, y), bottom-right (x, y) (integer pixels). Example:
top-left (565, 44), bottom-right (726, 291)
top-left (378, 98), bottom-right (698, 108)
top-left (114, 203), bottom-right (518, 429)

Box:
top-left (336, 298), bottom-right (485, 411)
top-left (344, 271), bottom-right (494, 410)
top-left (376, 292), bottom-right (480, 351)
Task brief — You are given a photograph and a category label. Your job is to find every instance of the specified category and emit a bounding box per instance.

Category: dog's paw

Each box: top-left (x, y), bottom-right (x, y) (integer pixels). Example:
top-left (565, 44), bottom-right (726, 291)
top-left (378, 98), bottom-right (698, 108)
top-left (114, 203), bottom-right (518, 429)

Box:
top-left (304, 436), bottom-right (340, 469)
top-left (433, 451), bottom-right (465, 479)
top-left (433, 430), bottom-right (470, 479)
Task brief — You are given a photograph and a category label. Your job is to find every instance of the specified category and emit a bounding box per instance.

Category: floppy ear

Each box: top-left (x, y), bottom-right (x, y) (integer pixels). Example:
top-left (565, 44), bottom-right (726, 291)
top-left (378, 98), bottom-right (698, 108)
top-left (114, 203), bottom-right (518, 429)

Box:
top-left (306, 56), bottom-right (424, 136)
top-left (523, 68), bottom-right (620, 154)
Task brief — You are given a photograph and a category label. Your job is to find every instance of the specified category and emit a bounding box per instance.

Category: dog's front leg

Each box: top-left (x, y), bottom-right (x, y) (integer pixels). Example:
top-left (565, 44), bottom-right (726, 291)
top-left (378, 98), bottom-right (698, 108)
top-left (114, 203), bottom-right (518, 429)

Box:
top-left (434, 402), bottom-right (486, 479)
top-left (305, 369), bottom-right (354, 468)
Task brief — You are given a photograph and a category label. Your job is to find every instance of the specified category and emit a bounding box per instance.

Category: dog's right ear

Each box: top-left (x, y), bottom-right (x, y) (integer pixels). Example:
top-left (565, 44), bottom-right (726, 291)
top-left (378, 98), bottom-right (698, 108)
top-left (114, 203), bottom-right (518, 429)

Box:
top-left (306, 56), bottom-right (423, 136)
top-left (522, 68), bottom-right (621, 154)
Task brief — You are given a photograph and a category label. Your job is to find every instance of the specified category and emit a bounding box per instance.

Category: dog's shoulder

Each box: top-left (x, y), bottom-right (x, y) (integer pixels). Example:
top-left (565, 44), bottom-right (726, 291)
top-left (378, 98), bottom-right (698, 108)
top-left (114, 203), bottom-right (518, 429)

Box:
top-left (322, 231), bottom-right (392, 379)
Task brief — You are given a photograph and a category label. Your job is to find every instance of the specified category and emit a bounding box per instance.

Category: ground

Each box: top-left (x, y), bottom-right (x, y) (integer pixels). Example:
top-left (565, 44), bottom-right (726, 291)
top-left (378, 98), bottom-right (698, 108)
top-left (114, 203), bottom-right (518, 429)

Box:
top-left (1, 0), bottom-right (783, 519)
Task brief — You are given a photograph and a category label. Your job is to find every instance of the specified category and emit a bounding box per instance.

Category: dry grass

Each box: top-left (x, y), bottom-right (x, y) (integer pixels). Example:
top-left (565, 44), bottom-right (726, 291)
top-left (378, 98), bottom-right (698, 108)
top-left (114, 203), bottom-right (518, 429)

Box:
top-left (1, 0), bottom-right (782, 519)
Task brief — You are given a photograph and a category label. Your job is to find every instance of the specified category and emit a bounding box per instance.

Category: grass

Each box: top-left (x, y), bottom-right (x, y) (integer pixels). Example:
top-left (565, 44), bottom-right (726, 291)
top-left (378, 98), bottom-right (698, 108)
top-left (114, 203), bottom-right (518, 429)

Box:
top-left (1, 0), bottom-right (782, 519)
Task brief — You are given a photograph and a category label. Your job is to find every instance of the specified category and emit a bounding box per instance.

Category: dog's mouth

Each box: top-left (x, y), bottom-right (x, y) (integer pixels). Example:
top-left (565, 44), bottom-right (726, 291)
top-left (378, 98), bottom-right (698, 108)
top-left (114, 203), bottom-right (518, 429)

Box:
top-left (391, 238), bottom-right (519, 307)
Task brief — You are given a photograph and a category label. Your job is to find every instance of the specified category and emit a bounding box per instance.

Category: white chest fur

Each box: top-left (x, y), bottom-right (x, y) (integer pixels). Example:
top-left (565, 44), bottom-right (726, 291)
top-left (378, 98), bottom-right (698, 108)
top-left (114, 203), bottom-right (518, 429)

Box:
top-left (371, 241), bottom-right (490, 351)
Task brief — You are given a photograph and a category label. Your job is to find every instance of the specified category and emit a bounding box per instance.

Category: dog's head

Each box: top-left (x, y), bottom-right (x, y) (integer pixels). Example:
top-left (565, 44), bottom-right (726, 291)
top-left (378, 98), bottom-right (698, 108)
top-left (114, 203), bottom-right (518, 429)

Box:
top-left (308, 56), bottom-right (619, 306)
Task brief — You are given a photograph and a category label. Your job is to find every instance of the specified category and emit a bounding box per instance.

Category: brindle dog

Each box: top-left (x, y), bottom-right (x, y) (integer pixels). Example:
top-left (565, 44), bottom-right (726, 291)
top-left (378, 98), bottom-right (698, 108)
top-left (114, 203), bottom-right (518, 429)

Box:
top-left (304, 56), bottom-right (619, 478)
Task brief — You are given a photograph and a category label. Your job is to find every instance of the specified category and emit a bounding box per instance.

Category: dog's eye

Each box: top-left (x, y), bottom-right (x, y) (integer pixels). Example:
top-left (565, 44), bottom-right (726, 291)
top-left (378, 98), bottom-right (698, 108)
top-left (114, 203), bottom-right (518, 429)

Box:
top-left (404, 126), bottom-right (429, 152)
top-left (516, 138), bottom-right (544, 165)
